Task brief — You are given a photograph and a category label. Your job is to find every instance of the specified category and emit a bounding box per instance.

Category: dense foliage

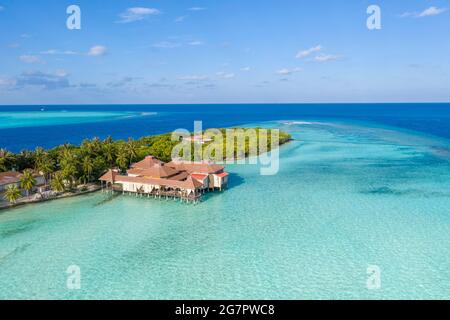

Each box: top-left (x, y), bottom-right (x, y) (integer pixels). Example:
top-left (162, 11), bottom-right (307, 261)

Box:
top-left (3, 185), bottom-right (21, 203)
top-left (0, 129), bottom-right (292, 192)
top-left (200, 128), bottom-right (292, 160)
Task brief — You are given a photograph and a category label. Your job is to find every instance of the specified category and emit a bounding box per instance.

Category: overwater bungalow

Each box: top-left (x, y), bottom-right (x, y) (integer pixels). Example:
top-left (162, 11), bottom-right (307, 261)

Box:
top-left (99, 156), bottom-right (229, 203)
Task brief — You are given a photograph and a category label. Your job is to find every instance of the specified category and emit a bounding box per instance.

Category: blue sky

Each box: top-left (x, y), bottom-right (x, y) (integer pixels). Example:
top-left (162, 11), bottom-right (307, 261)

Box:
top-left (0, 0), bottom-right (449, 104)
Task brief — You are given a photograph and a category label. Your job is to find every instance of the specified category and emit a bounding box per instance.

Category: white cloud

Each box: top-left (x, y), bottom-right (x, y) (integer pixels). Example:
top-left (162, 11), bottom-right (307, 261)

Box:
top-left (107, 76), bottom-right (139, 88)
top-left (152, 41), bottom-right (181, 49)
top-left (19, 55), bottom-right (44, 64)
top-left (187, 41), bottom-right (204, 46)
top-left (88, 45), bottom-right (107, 56)
top-left (55, 70), bottom-right (69, 77)
top-left (177, 75), bottom-right (209, 81)
top-left (15, 71), bottom-right (70, 90)
top-left (188, 7), bottom-right (206, 11)
top-left (152, 39), bottom-right (203, 48)
top-left (296, 45), bottom-right (322, 59)
top-left (296, 45), bottom-right (341, 62)
top-left (175, 15), bottom-right (188, 23)
top-left (64, 50), bottom-right (78, 55)
top-left (216, 72), bottom-right (235, 79)
top-left (41, 49), bottom-right (77, 55)
top-left (0, 77), bottom-right (16, 87)
top-left (400, 6), bottom-right (448, 18)
top-left (399, 11), bottom-right (415, 18)
top-left (418, 6), bottom-right (447, 17)
top-left (314, 54), bottom-right (341, 62)
top-left (118, 7), bottom-right (160, 23)
top-left (276, 68), bottom-right (302, 75)
top-left (41, 49), bottom-right (58, 55)
top-left (241, 67), bottom-right (251, 72)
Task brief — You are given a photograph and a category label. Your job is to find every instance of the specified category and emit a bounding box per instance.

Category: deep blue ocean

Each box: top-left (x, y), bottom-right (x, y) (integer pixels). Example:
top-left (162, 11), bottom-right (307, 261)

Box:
top-left (1, 103), bottom-right (450, 151)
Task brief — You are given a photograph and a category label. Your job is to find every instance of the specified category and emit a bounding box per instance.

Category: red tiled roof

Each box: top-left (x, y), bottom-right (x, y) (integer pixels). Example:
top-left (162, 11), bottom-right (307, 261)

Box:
top-left (168, 171), bottom-right (189, 181)
top-left (191, 174), bottom-right (208, 181)
top-left (99, 169), bottom-right (117, 182)
top-left (216, 172), bottom-right (229, 178)
top-left (127, 164), bottom-right (179, 179)
top-left (166, 161), bottom-right (224, 174)
top-left (0, 171), bottom-right (22, 185)
top-left (131, 156), bottom-right (163, 169)
top-left (184, 176), bottom-right (203, 189)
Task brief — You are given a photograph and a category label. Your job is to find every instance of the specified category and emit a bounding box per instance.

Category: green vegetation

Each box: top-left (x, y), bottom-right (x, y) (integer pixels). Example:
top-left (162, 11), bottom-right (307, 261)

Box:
top-left (20, 169), bottom-right (36, 197)
top-left (50, 172), bottom-right (65, 193)
top-left (3, 185), bottom-right (21, 204)
top-left (201, 128), bottom-right (292, 160)
top-left (0, 128), bottom-right (292, 192)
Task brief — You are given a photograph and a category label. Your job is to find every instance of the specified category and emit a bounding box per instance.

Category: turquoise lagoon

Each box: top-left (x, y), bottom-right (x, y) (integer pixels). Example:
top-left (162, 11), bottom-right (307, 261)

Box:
top-left (0, 110), bottom-right (149, 129)
top-left (0, 119), bottom-right (449, 299)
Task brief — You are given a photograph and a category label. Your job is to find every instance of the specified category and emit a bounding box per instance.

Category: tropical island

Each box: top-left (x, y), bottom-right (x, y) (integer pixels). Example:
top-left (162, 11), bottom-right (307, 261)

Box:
top-left (0, 128), bottom-right (292, 208)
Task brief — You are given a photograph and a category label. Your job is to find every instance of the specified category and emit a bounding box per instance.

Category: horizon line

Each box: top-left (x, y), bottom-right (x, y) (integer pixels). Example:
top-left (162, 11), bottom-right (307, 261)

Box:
top-left (1, 102), bottom-right (450, 107)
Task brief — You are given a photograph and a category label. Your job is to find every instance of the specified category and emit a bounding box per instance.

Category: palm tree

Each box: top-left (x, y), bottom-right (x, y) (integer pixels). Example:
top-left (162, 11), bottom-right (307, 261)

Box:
top-left (82, 156), bottom-right (94, 184)
top-left (37, 155), bottom-right (55, 184)
top-left (0, 148), bottom-right (14, 160)
top-left (60, 160), bottom-right (78, 189)
top-left (34, 148), bottom-right (54, 184)
top-left (59, 147), bottom-right (73, 161)
top-left (81, 139), bottom-right (94, 157)
top-left (17, 150), bottom-right (34, 171)
top-left (0, 148), bottom-right (8, 158)
top-left (104, 136), bottom-right (113, 145)
top-left (4, 185), bottom-right (21, 204)
top-left (34, 147), bottom-right (46, 169)
top-left (91, 137), bottom-right (102, 154)
top-left (51, 172), bottom-right (65, 193)
top-left (61, 143), bottom-right (72, 151)
top-left (126, 138), bottom-right (138, 165)
top-left (103, 143), bottom-right (116, 167)
top-left (20, 169), bottom-right (36, 197)
top-left (58, 144), bottom-right (75, 163)
top-left (116, 149), bottom-right (129, 172)
top-left (59, 149), bottom-right (79, 188)
top-left (0, 148), bottom-right (15, 171)
top-left (0, 158), bottom-right (6, 172)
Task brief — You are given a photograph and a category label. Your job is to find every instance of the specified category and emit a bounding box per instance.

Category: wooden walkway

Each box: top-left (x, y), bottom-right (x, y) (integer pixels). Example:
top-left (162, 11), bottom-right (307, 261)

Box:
top-left (106, 184), bottom-right (202, 204)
